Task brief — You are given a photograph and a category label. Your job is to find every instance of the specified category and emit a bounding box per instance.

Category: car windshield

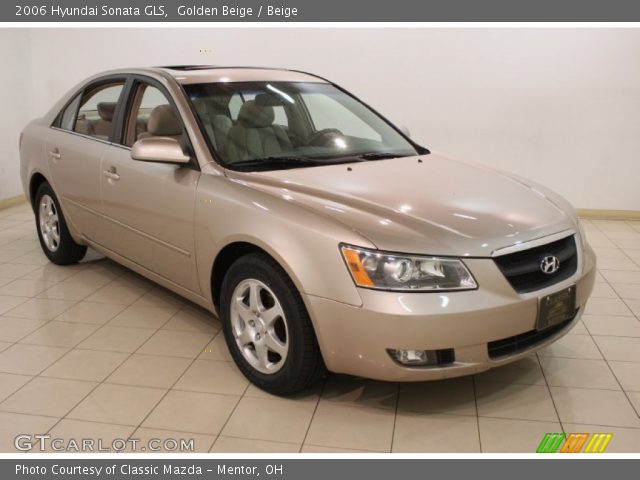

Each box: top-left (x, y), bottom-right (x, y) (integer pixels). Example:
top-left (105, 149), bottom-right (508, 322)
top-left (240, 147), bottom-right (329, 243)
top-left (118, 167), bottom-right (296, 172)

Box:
top-left (183, 81), bottom-right (420, 171)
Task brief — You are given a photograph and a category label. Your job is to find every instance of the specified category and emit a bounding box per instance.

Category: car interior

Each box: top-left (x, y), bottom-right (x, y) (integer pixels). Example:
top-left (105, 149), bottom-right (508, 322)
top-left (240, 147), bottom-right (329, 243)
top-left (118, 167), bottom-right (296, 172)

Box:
top-left (122, 83), bottom-right (184, 147)
top-left (74, 101), bottom-right (117, 141)
top-left (70, 82), bottom-right (125, 141)
top-left (65, 79), bottom-right (398, 169)
top-left (192, 96), bottom-right (233, 154)
top-left (128, 88), bottom-right (300, 164)
top-left (225, 99), bottom-right (293, 162)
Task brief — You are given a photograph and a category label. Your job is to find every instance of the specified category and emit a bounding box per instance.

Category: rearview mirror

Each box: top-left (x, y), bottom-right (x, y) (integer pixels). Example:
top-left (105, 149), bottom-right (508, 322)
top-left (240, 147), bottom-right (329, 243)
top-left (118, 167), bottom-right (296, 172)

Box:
top-left (131, 137), bottom-right (190, 165)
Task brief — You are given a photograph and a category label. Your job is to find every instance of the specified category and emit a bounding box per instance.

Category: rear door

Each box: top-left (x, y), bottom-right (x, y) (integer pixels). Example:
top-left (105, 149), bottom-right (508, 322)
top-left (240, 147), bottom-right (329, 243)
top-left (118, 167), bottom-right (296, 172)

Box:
top-left (96, 77), bottom-right (201, 293)
top-left (46, 79), bottom-right (126, 240)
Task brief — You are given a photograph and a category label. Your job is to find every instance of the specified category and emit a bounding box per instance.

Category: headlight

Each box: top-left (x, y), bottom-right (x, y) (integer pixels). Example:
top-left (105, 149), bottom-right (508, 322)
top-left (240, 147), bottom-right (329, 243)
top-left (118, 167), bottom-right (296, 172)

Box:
top-left (340, 245), bottom-right (477, 291)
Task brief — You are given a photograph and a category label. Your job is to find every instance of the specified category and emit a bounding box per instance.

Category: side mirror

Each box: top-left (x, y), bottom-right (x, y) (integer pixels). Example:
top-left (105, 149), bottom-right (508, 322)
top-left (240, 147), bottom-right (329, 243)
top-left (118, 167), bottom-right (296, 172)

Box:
top-left (399, 125), bottom-right (411, 138)
top-left (131, 137), bottom-right (190, 165)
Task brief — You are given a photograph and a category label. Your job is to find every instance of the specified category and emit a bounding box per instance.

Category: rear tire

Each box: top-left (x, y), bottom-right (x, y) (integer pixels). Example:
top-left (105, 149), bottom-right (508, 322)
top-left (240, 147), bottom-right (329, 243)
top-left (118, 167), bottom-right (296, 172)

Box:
top-left (220, 252), bottom-right (325, 395)
top-left (34, 182), bottom-right (87, 265)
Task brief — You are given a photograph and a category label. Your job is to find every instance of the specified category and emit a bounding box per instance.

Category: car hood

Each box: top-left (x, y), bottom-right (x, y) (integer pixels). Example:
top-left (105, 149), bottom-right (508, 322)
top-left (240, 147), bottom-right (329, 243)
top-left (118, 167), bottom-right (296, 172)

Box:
top-left (226, 154), bottom-right (577, 257)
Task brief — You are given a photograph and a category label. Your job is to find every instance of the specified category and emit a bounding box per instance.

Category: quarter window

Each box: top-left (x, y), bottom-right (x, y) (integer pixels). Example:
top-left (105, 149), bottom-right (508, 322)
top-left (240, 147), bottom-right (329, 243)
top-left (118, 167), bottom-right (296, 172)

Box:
top-left (58, 94), bottom-right (81, 131)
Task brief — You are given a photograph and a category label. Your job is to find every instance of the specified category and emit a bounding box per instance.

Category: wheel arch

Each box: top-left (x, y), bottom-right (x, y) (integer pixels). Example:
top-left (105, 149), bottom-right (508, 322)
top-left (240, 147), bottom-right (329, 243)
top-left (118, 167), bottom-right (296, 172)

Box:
top-left (28, 172), bottom-right (49, 210)
top-left (210, 240), bottom-right (304, 314)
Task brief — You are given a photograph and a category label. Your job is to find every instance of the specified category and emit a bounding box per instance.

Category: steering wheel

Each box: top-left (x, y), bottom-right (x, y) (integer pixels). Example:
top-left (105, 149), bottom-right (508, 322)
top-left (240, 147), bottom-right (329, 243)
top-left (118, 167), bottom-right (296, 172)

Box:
top-left (306, 128), bottom-right (344, 147)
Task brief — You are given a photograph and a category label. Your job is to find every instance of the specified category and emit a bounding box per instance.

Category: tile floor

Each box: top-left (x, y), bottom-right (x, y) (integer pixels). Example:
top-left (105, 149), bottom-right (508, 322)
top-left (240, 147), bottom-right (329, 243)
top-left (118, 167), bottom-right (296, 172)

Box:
top-left (1, 202), bottom-right (640, 453)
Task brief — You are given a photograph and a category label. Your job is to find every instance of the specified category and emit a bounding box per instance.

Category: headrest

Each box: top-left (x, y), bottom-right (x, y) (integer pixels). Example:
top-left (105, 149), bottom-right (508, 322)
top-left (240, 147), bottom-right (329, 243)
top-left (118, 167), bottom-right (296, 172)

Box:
top-left (192, 98), bottom-right (225, 121)
top-left (192, 98), bottom-right (210, 116)
top-left (255, 92), bottom-right (288, 107)
top-left (97, 102), bottom-right (116, 121)
top-left (147, 104), bottom-right (182, 136)
top-left (192, 95), bottom-right (228, 113)
top-left (237, 100), bottom-right (274, 128)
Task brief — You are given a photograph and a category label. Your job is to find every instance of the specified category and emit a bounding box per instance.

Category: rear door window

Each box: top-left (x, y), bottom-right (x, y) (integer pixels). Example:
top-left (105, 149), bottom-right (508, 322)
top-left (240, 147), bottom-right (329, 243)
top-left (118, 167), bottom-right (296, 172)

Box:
top-left (74, 82), bottom-right (125, 141)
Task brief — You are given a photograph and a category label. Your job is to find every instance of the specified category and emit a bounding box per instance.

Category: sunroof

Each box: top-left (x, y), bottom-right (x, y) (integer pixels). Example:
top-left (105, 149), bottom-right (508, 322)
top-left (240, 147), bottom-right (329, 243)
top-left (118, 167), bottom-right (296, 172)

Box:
top-left (158, 65), bottom-right (219, 71)
top-left (158, 65), bottom-right (287, 72)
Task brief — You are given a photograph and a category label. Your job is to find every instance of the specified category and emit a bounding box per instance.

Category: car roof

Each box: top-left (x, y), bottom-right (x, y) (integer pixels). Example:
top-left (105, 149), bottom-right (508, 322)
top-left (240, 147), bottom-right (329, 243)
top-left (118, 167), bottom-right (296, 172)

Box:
top-left (152, 65), bottom-right (329, 85)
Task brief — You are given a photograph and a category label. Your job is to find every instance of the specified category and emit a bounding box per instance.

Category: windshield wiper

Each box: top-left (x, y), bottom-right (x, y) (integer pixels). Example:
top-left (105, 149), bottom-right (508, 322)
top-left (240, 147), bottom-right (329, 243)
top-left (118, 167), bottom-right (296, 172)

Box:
top-left (358, 152), bottom-right (407, 160)
top-left (230, 156), bottom-right (321, 171)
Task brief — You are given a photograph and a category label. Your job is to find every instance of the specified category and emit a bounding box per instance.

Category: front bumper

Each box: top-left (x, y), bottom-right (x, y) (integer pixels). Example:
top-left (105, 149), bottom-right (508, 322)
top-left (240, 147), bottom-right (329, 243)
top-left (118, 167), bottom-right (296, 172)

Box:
top-left (305, 242), bottom-right (596, 382)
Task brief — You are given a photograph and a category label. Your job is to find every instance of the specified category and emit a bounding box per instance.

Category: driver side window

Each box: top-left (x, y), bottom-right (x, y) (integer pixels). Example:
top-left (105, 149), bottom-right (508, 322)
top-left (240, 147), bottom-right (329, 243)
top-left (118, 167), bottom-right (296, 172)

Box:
top-left (124, 83), bottom-right (183, 147)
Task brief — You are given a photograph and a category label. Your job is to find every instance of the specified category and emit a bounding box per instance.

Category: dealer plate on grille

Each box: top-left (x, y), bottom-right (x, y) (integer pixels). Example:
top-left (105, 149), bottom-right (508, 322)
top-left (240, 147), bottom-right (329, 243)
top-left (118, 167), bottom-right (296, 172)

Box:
top-left (537, 285), bottom-right (576, 330)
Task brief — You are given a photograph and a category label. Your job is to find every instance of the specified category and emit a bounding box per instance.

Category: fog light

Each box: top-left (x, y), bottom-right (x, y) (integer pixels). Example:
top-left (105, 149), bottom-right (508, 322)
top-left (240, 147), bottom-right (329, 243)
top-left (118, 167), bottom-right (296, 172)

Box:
top-left (388, 349), bottom-right (429, 365)
top-left (387, 348), bottom-right (455, 367)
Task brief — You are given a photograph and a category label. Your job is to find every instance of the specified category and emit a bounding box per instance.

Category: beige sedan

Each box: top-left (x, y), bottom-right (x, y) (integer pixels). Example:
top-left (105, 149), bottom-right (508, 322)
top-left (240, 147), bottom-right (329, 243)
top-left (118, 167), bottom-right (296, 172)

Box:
top-left (19, 66), bottom-right (595, 394)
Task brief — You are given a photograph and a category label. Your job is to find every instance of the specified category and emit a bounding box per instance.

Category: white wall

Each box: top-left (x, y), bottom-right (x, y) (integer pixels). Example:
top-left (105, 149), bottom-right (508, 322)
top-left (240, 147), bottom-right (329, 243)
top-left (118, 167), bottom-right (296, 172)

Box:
top-left (0, 30), bottom-right (30, 200)
top-left (3, 28), bottom-right (640, 210)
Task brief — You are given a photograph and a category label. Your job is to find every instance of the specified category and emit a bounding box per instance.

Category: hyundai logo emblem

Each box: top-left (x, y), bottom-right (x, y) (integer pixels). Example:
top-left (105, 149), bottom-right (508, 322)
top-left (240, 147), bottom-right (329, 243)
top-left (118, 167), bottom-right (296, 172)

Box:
top-left (540, 255), bottom-right (561, 275)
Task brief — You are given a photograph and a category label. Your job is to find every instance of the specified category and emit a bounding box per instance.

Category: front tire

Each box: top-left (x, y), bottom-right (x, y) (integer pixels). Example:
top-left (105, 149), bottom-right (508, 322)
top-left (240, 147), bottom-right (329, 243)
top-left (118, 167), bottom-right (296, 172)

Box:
top-left (34, 182), bottom-right (87, 265)
top-left (220, 253), bottom-right (325, 395)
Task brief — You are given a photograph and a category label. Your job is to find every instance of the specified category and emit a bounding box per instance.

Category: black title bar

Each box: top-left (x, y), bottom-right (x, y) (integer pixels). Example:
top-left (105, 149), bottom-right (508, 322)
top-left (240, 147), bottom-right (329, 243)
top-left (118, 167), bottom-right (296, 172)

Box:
top-left (5, 0), bottom-right (640, 22)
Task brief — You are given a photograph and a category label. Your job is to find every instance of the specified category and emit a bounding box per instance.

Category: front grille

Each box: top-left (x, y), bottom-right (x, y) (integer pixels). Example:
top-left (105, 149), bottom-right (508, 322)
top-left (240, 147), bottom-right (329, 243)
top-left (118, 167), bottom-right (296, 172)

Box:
top-left (487, 312), bottom-right (577, 359)
top-left (494, 235), bottom-right (578, 293)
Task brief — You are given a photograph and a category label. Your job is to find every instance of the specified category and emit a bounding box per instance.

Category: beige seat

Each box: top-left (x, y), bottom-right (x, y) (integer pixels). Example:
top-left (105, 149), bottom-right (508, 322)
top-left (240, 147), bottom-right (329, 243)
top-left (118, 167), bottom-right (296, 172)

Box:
top-left (92, 102), bottom-right (116, 139)
top-left (74, 114), bottom-right (92, 136)
top-left (226, 101), bottom-right (292, 163)
top-left (138, 104), bottom-right (182, 141)
top-left (74, 102), bottom-right (116, 138)
top-left (193, 98), bottom-right (233, 154)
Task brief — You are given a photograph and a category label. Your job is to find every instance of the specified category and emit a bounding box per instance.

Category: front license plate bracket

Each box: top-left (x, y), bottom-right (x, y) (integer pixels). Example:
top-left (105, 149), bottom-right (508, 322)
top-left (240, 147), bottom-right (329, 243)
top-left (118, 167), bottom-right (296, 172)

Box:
top-left (537, 285), bottom-right (576, 331)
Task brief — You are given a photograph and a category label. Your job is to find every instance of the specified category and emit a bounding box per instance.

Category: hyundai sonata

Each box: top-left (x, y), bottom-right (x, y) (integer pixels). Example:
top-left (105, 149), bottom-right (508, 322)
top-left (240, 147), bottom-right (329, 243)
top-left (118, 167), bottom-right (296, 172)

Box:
top-left (19, 66), bottom-right (595, 394)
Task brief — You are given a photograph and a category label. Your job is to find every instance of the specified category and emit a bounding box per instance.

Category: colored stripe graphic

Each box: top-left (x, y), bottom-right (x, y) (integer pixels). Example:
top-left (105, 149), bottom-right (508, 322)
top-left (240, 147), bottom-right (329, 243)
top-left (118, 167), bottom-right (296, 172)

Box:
top-left (560, 433), bottom-right (589, 453)
top-left (537, 433), bottom-right (566, 453)
top-left (584, 433), bottom-right (613, 453)
top-left (537, 433), bottom-right (613, 453)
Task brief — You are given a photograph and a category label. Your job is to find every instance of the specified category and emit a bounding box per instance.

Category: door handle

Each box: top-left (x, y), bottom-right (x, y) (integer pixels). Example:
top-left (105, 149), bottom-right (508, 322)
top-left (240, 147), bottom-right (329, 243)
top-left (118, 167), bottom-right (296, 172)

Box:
top-left (103, 166), bottom-right (120, 181)
top-left (49, 148), bottom-right (61, 160)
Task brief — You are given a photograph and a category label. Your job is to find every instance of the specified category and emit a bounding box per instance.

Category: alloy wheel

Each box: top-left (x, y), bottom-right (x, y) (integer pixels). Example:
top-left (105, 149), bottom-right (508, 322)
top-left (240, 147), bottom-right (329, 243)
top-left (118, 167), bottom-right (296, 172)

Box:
top-left (230, 278), bottom-right (289, 374)
top-left (38, 194), bottom-right (60, 252)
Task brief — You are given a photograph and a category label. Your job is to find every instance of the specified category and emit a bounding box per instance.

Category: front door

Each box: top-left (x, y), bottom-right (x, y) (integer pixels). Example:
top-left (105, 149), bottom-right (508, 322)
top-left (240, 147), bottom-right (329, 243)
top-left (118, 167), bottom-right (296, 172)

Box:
top-left (96, 80), bottom-right (201, 293)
